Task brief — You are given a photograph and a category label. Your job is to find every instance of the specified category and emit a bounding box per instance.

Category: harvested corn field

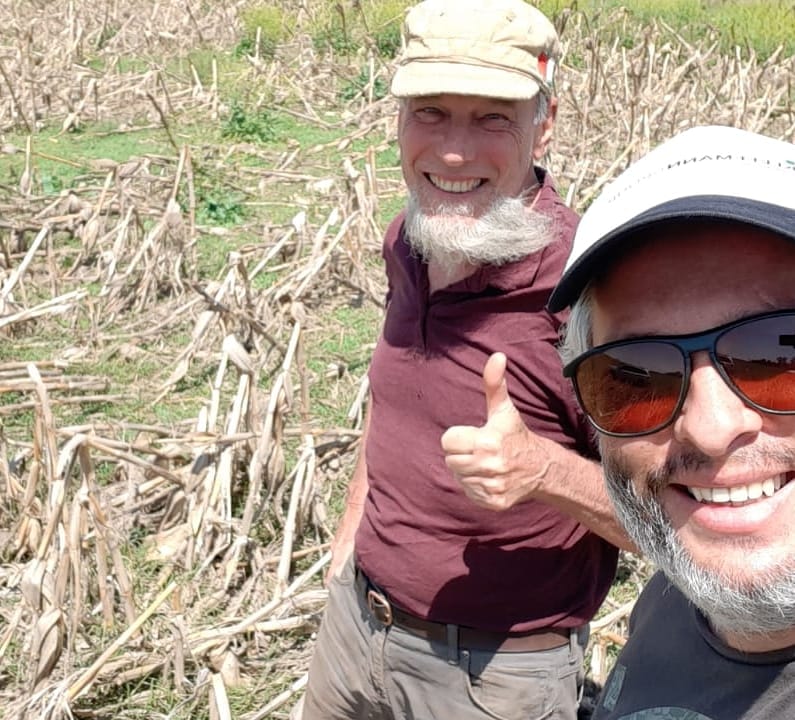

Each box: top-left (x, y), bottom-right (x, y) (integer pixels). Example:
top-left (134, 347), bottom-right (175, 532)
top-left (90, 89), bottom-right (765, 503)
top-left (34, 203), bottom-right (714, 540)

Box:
top-left (0, 1), bottom-right (793, 717)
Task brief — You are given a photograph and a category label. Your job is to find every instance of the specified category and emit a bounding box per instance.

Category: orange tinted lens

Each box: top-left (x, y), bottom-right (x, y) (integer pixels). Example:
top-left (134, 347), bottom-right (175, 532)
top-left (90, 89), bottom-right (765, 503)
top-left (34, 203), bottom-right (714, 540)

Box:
top-left (576, 342), bottom-right (684, 434)
top-left (718, 316), bottom-right (795, 411)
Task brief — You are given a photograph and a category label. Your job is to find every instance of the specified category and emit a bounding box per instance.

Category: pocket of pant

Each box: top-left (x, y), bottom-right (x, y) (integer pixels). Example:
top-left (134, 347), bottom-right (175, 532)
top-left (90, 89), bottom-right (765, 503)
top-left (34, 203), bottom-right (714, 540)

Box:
top-left (463, 649), bottom-right (559, 720)
top-left (332, 552), bottom-right (356, 587)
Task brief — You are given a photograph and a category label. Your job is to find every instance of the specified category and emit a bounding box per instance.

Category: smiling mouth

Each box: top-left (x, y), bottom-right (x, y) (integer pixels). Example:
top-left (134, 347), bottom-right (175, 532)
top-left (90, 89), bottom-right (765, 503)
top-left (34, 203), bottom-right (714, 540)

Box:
top-left (427, 174), bottom-right (485, 193)
top-left (687, 474), bottom-right (789, 504)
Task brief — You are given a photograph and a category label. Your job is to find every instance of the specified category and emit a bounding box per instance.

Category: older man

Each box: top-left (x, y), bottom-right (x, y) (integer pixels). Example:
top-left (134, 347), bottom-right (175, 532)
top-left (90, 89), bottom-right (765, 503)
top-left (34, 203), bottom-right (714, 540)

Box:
top-left (297, 2), bottom-right (628, 719)
top-left (551, 125), bottom-right (795, 718)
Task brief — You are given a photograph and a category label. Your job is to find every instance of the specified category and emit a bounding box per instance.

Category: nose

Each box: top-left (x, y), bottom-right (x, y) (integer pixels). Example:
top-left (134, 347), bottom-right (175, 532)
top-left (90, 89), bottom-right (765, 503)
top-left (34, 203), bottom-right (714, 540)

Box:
top-left (673, 352), bottom-right (763, 456)
top-left (437, 122), bottom-right (475, 166)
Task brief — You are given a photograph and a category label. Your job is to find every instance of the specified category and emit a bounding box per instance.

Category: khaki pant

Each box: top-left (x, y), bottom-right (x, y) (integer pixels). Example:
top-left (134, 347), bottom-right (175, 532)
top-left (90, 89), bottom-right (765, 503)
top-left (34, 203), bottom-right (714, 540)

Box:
top-left (295, 557), bottom-right (586, 720)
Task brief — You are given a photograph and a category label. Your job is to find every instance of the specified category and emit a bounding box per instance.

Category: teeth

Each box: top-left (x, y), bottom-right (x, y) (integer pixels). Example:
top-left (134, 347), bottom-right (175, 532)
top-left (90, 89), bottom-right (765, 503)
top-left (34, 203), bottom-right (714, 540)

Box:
top-left (428, 175), bottom-right (483, 193)
top-left (729, 485), bottom-right (748, 503)
top-left (688, 475), bottom-right (785, 504)
top-left (711, 487), bottom-right (730, 503)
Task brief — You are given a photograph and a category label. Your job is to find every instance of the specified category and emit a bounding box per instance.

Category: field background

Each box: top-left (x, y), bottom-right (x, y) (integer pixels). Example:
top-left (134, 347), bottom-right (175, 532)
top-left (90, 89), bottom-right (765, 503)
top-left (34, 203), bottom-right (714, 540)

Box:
top-left (0, 0), bottom-right (794, 717)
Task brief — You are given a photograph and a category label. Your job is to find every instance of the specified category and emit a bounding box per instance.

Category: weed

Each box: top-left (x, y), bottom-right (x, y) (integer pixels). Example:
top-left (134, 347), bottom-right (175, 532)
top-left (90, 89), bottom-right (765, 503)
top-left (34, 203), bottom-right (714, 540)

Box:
top-left (190, 134), bottom-right (270, 229)
top-left (374, 23), bottom-right (402, 58)
top-left (95, 23), bottom-right (120, 50)
top-left (305, 302), bottom-right (381, 428)
top-left (39, 172), bottom-right (64, 195)
top-left (0, 124), bottom-right (171, 194)
top-left (237, 4), bottom-right (291, 59)
top-left (339, 67), bottom-right (388, 103)
top-left (309, 0), bottom-right (409, 57)
top-left (710, 1), bottom-right (795, 58)
top-left (540, 0), bottom-right (795, 59)
top-left (221, 102), bottom-right (279, 144)
top-left (197, 192), bottom-right (246, 226)
top-left (312, 25), bottom-right (359, 55)
top-left (251, 270), bottom-right (279, 291)
top-left (378, 194), bottom-right (406, 230)
top-left (184, 48), bottom-right (222, 87)
top-left (362, 0), bottom-right (411, 58)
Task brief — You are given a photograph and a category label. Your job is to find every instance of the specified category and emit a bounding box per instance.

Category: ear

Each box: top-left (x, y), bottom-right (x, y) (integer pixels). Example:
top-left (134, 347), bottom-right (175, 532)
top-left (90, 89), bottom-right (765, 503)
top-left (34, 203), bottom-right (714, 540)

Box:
top-left (532, 95), bottom-right (558, 161)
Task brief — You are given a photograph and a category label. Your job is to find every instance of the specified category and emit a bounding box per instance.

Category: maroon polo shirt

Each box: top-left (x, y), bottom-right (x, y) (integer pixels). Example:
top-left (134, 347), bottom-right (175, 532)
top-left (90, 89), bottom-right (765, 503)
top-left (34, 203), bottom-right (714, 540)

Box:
top-left (355, 169), bottom-right (618, 633)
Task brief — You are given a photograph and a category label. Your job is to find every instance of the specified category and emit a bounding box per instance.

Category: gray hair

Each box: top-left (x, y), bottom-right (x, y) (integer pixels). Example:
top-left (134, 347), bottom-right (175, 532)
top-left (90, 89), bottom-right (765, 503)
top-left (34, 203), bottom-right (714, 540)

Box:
top-left (558, 283), bottom-right (594, 366)
top-left (534, 92), bottom-right (549, 125)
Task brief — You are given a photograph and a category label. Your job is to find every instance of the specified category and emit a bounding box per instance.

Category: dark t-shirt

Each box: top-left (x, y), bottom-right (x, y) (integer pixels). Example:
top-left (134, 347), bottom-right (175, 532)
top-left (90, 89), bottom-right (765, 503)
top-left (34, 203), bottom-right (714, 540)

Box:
top-left (354, 169), bottom-right (618, 633)
top-left (594, 571), bottom-right (795, 719)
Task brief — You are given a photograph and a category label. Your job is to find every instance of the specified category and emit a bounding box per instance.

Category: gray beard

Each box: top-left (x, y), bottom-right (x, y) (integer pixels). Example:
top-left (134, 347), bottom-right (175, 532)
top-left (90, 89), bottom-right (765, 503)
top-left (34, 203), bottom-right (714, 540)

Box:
top-left (403, 191), bottom-right (553, 273)
top-left (602, 447), bottom-right (795, 640)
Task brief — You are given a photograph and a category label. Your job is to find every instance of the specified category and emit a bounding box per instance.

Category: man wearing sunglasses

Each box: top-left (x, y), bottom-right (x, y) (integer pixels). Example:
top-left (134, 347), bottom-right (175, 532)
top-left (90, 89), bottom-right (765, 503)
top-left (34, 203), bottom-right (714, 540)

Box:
top-left (550, 124), bottom-right (795, 719)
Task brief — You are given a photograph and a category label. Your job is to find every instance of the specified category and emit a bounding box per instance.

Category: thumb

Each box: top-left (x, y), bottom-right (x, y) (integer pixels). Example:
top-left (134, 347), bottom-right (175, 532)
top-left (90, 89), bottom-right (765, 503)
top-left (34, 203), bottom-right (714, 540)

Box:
top-left (483, 352), bottom-right (512, 420)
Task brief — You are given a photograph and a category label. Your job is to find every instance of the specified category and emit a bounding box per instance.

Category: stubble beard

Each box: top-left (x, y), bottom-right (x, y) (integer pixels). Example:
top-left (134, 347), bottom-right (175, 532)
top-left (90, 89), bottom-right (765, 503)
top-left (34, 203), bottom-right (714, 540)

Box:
top-left (601, 446), bottom-right (795, 640)
top-left (403, 191), bottom-right (553, 275)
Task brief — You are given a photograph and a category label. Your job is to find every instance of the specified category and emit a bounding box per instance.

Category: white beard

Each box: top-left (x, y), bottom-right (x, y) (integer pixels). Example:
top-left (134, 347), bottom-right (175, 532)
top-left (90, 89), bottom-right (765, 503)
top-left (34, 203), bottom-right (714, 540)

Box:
top-left (403, 191), bottom-right (553, 275)
top-left (602, 447), bottom-right (795, 640)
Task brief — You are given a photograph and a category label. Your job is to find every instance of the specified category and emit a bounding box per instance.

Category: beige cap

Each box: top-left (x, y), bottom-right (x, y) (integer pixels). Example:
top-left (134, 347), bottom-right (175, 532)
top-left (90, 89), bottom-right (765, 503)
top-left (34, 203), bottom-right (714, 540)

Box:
top-left (391, 0), bottom-right (561, 100)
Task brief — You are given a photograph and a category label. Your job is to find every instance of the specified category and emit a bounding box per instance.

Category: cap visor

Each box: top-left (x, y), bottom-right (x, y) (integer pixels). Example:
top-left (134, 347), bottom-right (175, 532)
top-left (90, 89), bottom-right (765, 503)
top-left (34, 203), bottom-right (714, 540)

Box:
top-left (391, 61), bottom-right (542, 99)
top-left (547, 195), bottom-right (795, 312)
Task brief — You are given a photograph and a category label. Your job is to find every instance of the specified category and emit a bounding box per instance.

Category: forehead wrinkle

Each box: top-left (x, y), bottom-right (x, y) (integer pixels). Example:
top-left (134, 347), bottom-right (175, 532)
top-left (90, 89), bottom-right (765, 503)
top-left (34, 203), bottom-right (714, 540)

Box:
top-left (593, 298), bottom-right (795, 346)
top-left (590, 226), bottom-right (795, 345)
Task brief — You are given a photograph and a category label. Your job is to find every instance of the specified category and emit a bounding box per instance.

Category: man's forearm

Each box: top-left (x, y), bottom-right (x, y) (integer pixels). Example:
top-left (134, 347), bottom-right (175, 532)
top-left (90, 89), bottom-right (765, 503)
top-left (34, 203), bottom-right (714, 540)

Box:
top-left (531, 437), bottom-right (637, 552)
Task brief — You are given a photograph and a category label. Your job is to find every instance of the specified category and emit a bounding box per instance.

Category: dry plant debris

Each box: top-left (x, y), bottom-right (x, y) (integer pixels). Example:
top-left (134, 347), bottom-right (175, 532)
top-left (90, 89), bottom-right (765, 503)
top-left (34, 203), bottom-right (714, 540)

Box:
top-left (0, 1), bottom-right (793, 718)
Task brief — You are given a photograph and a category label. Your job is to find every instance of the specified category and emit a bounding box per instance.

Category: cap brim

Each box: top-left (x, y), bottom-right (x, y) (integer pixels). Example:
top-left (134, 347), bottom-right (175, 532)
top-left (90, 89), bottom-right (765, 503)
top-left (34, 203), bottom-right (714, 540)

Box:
top-left (547, 195), bottom-right (795, 312)
top-left (391, 61), bottom-right (544, 99)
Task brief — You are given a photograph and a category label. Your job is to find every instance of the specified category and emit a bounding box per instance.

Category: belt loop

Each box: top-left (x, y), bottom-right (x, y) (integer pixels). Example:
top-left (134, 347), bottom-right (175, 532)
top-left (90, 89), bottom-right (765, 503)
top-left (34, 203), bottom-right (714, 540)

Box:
top-left (446, 624), bottom-right (459, 665)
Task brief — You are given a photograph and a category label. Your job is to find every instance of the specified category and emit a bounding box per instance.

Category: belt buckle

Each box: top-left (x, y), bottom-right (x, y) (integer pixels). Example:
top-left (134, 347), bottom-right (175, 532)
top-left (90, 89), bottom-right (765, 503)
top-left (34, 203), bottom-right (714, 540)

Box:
top-left (366, 589), bottom-right (393, 626)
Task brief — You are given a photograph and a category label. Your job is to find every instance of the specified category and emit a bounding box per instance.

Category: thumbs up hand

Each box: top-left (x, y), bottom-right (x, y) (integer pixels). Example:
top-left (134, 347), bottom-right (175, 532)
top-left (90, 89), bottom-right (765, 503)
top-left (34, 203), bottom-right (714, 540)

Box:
top-left (441, 352), bottom-right (550, 510)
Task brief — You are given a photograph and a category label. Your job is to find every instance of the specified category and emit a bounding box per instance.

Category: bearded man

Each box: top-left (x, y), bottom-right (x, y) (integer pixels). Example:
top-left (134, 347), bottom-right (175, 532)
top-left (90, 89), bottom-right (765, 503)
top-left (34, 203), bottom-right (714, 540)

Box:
top-left (296, 1), bottom-right (630, 719)
top-left (552, 124), bottom-right (795, 719)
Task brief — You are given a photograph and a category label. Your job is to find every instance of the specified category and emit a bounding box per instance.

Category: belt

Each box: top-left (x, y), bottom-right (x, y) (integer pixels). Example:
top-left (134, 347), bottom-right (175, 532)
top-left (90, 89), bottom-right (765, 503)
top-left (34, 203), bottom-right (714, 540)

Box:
top-left (355, 568), bottom-right (571, 653)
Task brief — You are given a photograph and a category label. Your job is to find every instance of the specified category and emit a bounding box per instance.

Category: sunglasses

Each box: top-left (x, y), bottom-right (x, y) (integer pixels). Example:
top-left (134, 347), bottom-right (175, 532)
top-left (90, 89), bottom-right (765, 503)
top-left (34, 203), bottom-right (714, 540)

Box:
top-left (563, 309), bottom-right (795, 437)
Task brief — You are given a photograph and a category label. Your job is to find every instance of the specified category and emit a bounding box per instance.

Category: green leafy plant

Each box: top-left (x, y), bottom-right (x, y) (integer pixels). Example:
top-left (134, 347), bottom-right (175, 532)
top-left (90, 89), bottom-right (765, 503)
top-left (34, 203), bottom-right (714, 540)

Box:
top-left (237, 4), bottom-right (290, 59)
top-left (538, 0), bottom-right (795, 60)
top-left (95, 23), bottom-right (120, 50)
top-left (373, 23), bottom-right (402, 58)
top-left (312, 25), bottom-right (359, 55)
top-left (363, 0), bottom-right (411, 58)
top-left (340, 67), bottom-right (388, 102)
top-left (222, 101), bottom-right (279, 143)
top-left (197, 193), bottom-right (246, 226)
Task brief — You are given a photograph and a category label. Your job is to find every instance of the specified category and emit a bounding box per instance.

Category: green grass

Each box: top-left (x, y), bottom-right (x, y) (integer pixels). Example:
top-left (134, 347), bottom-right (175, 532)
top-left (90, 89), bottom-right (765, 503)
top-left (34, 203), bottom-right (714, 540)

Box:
top-left (319, 306), bottom-right (379, 368)
top-left (377, 193), bottom-right (406, 229)
top-left (222, 102), bottom-right (281, 143)
top-left (234, 0), bottom-right (795, 62)
top-left (0, 87), bottom-right (392, 443)
top-left (339, 66), bottom-right (389, 103)
top-left (251, 0), bottom-right (412, 58)
top-left (305, 303), bottom-right (381, 428)
top-left (0, 125), bottom-right (172, 194)
top-left (238, 4), bottom-right (294, 59)
top-left (539, 0), bottom-right (795, 58)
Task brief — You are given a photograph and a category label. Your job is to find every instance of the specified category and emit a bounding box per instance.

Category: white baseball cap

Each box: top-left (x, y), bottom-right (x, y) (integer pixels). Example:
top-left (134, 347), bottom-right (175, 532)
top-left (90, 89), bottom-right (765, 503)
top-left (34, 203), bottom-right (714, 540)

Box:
top-left (549, 125), bottom-right (795, 311)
